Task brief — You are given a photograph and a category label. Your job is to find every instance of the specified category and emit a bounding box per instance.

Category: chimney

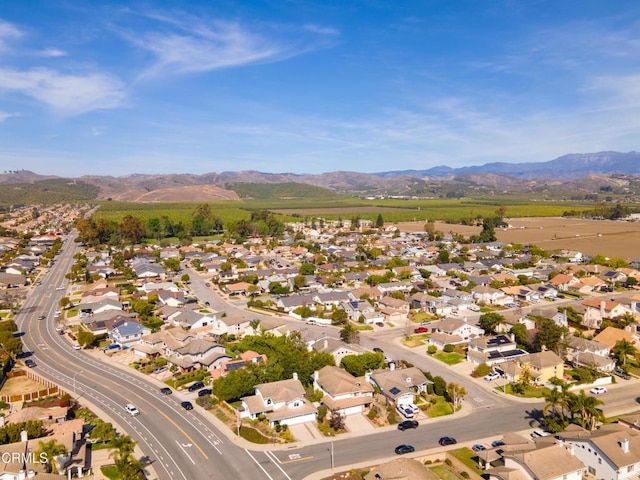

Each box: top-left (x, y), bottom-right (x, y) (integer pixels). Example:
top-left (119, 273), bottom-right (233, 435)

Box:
top-left (324, 339), bottom-right (328, 349)
top-left (389, 362), bottom-right (396, 371)
top-left (621, 438), bottom-right (630, 453)
top-left (20, 430), bottom-right (28, 442)
top-left (313, 370), bottom-right (319, 382)
top-left (292, 372), bottom-right (298, 381)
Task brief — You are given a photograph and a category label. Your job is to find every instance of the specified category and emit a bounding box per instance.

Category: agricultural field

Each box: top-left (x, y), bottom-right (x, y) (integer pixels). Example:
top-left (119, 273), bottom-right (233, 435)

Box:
top-left (398, 217), bottom-right (640, 260)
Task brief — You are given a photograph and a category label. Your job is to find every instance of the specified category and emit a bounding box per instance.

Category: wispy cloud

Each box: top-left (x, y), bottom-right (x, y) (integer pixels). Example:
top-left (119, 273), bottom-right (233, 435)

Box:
top-left (0, 20), bottom-right (23, 52)
top-left (36, 47), bottom-right (68, 58)
top-left (119, 11), bottom-right (335, 80)
top-left (0, 111), bottom-right (20, 122)
top-left (303, 24), bottom-right (339, 36)
top-left (0, 68), bottom-right (126, 116)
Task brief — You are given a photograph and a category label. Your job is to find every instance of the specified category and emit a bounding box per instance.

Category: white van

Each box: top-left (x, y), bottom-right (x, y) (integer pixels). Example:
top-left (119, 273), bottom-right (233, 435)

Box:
top-left (531, 429), bottom-right (550, 438)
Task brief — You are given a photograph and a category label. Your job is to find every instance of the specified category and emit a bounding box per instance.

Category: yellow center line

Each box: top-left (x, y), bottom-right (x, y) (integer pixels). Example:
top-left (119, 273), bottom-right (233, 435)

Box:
top-left (29, 312), bottom-right (210, 460)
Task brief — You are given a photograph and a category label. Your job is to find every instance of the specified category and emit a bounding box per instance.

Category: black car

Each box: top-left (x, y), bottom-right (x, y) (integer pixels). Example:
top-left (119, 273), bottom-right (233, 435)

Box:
top-left (439, 436), bottom-right (457, 446)
top-left (181, 401), bottom-right (194, 410)
top-left (37, 315), bottom-right (46, 320)
top-left (491, 440), bottom-right (506, 447)
top-left (197, 388), bottom-right (212, 397)
top-left (188, 381), bottom-right (205, 392)
top-left (160, 387), bottom-right (172, 395)
top-left (394, 444), bottom-right (415, 455)
top-left (397, 420), bottom-right (419, 431)
top-left (25, 359), bottom-right (36, 368)
top-left (373, 347), bottom-right (384, 353)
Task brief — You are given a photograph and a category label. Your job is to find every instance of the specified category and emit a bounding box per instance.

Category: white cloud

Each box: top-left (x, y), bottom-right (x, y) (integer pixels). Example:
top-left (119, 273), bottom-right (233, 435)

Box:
top-left (37, 48), bottom-right (68, 58)
top-left (304, 24), bottom-right (339, 36)
top-left (0, 68), bottom-right (126, 116)
top-left (0, 111), bottom-right (20, 122)
top-left (0, 20), bottom-right (24, 52)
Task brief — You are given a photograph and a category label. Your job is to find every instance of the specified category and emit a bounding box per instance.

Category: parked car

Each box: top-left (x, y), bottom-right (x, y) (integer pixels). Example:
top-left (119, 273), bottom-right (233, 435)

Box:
top-left (396, 404), bottom-right (414, 418)
top-left (103, 344), bottom-right (121, 352)
top-left (590, 386), bottom-right (607, 395)
top-left (125, 404), bottom-right (140, 416)
top-left (471, 444), bottom-right (486, 452)
top-left (397, 420), bottom-right (419, 431)
top-left (188, 381), bottom-right (205, 392)
top-left (439, 436), bottom-right (457, 446)
top-left (613, 369), bottom-right (631, 380)
top-left (394, 444), bottom-right (415, 455)
top-left (491, 440), bottom-right (506, 447)
top-left (153, 366), bottom-right (168, 374)
top-left (72, 344), bottom-right (81, 350)
top-left (414, 326), bottom-right (428, 334)
top-left (197, 388), bottom-right (213, 397)
top-left (181, 401), bottom-right (194, 410)
top-left (484, 372), bottom-right (500, 381)
top-left (25, 359), bottom-right (36, 368)
top-left (160, 387), bottom-right (172, 395)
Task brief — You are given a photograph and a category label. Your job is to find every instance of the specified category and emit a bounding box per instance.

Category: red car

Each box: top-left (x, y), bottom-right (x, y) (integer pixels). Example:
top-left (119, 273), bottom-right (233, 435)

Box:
top-left (414, 326), bottom-right (428, 334)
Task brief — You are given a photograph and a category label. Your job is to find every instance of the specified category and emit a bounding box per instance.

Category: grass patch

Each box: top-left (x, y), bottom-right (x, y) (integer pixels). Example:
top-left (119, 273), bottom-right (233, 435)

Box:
top-left (434, 352), bottom-right (464, 365)
top-left (401, 335), bottom-right (428, 348)
top-left (100, 465), bottom-right (120, 480)
top-left (89, 442), bottom-right (113, 451)
top-left (430, 465), bottom-right (464, 480)
top-left (500, 383), bottom-right (551, 398)
top-left (426, 397), bottom-right (453, 417)
top-left (353, 324), bottom-right (374, 331)
top-left (239, 426), bottom-right (271, 444)
top-left (449, 448), bottom-right (484, 474)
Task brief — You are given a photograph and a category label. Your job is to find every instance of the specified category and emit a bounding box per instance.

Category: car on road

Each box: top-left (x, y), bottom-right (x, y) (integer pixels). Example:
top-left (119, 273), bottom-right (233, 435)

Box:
top-left (197, 388), bottom-right (213, 397)
top-left (414, 326), bottom-right (428, 334)
top-left (471, 444), bottom-right (486, 452)
top-left (491, 440), bottom-right (506, 447)
top-left (56, 285), bottom-right (65, 290)
top-left (125, 404), bottom-right (140, 416)
top-left (37, 315), bottom-right (46, 320)
top-left (439, 436), bottom-right (457, 446)
top-left (484, 372), bottom-right (500, 381)
top-left (613, 369), bottom-right (631, 380)
top-left (188, 381), bottom-right (205, 392)
top-left (373, 347), bottom-right (384, 354)
top-left (205, 283), bottom-right (210, 287)
top-left (181, 401), bottom-right (194, 410)
top-left (204, 301), bottom-right (210, 306)
top-left (160, 387), bottom-right (172, 395)
top-left (394, 444), bottom-right (415, 455)
top-left (72, 344), bottom-right (81, 350)
top-left (397, 420), bottom-right (419, 431)
top-left (590, 386), bottom-right (607, 395)
top-left (25, 359), bottom-right (36, 368)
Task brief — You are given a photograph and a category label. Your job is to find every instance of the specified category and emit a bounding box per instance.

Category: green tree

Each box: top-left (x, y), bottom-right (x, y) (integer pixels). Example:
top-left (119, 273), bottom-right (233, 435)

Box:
top-left (36, 439), bottom-right (67, 473)
top-left (432, 376), bottom-right (447, 396)
top-left (181, 273), bottom-right (190, 283)
top-left (375, 213), bottom-right (384, 228)
top-left (479, 312), bottom-right (505, 334)
top-left (163, 258), bottom-right (181, 274)
top-left (612, 339), bottom-right (636, 367)
top-left (59, 297), bottom-right (70, 309)
top-left (537, 318), bottom-right (568, 355)
top-left (299, 263), bottom-right (316, 276)
top-left (446, 382), bottom-right (466, 410)
top-left (89, 421), bottom-right (116, 443)
top-left (340, 352), bottom-right (384, 376)
top-left (339, 323), bottom-right (359, 344)
top-left (330, 308), bottom-right (348, 325)
top-left (293, 275), bottom-right (307, 290)
top-left (120, 215), bottom-right (144, 244)
top-left (77, 330), bottom-right (96, 348)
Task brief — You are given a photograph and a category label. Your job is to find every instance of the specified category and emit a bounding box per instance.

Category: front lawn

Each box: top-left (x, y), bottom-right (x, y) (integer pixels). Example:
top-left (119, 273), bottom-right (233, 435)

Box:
top-left (426, 397), bottom-right (453, 417)
top-left (434, 351), bottom-right (464, 365)
top-left (500, 383), bottom-right (551, 398)
top-left (430, 465), bottom-right (464, 480)
top-left (100, 465), bottom-right (119, 480)
top-left (402, 335), bottom-right (428, 348)
top-left (449, 448), bottom-right (484, 474)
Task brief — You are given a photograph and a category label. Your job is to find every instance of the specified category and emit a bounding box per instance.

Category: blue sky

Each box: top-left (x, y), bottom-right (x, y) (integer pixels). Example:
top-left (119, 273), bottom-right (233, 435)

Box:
top-left (0, 0), bottom-right (639, 177)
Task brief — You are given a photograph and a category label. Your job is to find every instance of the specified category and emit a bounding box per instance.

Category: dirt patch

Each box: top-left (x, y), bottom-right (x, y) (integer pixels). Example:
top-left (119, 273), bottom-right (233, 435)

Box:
top-left (1, 375), bottom-right (46, 396)
top-left (396, 217), bottom-right (640, 260)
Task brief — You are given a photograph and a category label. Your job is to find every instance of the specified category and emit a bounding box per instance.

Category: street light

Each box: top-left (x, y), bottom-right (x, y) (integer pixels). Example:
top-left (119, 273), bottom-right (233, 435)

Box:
top-left (73, 371), bottom-right (83, 396)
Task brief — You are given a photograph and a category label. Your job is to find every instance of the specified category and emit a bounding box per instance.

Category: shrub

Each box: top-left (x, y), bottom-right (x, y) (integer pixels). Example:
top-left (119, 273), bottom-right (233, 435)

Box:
top-left (461, 471), bottom-right (470, 478)
top-left (445, 458), bottom-right (452, 466)
top-left (443, 344), bottom-right (455, 353)
top-left (317, 405), bottom-right (327, 423)
top-left (472, 363), bottom-right (491, 378)
top-left (367, 408), bottom-right (377, 420)
top-left (427, 345), bottom-right (437, 354)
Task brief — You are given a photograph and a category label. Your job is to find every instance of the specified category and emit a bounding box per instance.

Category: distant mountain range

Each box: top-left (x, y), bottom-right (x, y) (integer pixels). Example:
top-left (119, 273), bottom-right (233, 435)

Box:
top-left (1, 151), bottom-right (639, 202)
top-left (375, 151), bottom-right (640, 178)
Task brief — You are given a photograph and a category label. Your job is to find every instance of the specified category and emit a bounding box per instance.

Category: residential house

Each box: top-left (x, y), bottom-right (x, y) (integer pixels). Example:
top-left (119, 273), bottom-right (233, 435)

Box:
top-left (486, 442), bottom-right (585, 480)
top-left (211, 350), bottom-right (267, 379)
top-left (169, 339), bottom-right (230, 370)
top-left (566, 337), bottom-right (615, 372)
top-left (582, 299), bottom-right (631, 329)
top-left (472, 285), bottom-right (510, 305)
top-left (410, 292), bottom-right (441, 313)
top-left (168, 310), bottom-right (216, 330)
top-left (428, 317), bottom-right (484, 348)
top-left (307, 336), bottom-right (365, 365)
top-left (367, 367), bottom-right (432, 408)
top-left (560, 424), bottom-right (640, 480)
top-left (500, 351), bottom-right (564, 385)
top-left (240, 375), bottom-right (317, 427)
top-left (593, 327), bottom-right (637, 352)
top-left (312, 365), bottom-right (374, 416)
top-left (466, 334), bottom-right (528, 367)
top-left (211, 315), bottom-right (251, 337)
top-left (109, 320), bottom-right (148, 346)
top-left (364, 458), bottom-right (434, 480)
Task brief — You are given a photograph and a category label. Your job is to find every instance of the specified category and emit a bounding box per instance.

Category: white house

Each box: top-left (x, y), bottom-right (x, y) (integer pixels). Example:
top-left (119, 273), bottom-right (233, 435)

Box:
top-left (313, 366), bottom-right (374, 416)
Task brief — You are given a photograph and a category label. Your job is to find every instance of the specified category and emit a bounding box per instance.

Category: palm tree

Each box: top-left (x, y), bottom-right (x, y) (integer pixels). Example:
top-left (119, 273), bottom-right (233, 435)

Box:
top-left (36, 439), bottom-right (68, 474)
top-left (568, 390), bottom-right (604, 431)
top-left (612, 339), bottom-right (636, 367)
top-left (109, 435), bottom-right (138, 477)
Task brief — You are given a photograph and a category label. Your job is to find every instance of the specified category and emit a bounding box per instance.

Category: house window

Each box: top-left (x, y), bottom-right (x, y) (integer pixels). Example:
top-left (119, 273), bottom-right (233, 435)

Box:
top-left (588, 467), bottom-right (595, 475)
top-left (628, 465), bottom-right (634, 473)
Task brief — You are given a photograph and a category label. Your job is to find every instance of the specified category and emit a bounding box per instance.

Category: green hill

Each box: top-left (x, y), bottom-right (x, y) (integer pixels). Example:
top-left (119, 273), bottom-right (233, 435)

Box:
top-left (0, 179), bottom-right (99, 206)
top-left (229, 182), bottom-right (336, 200)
